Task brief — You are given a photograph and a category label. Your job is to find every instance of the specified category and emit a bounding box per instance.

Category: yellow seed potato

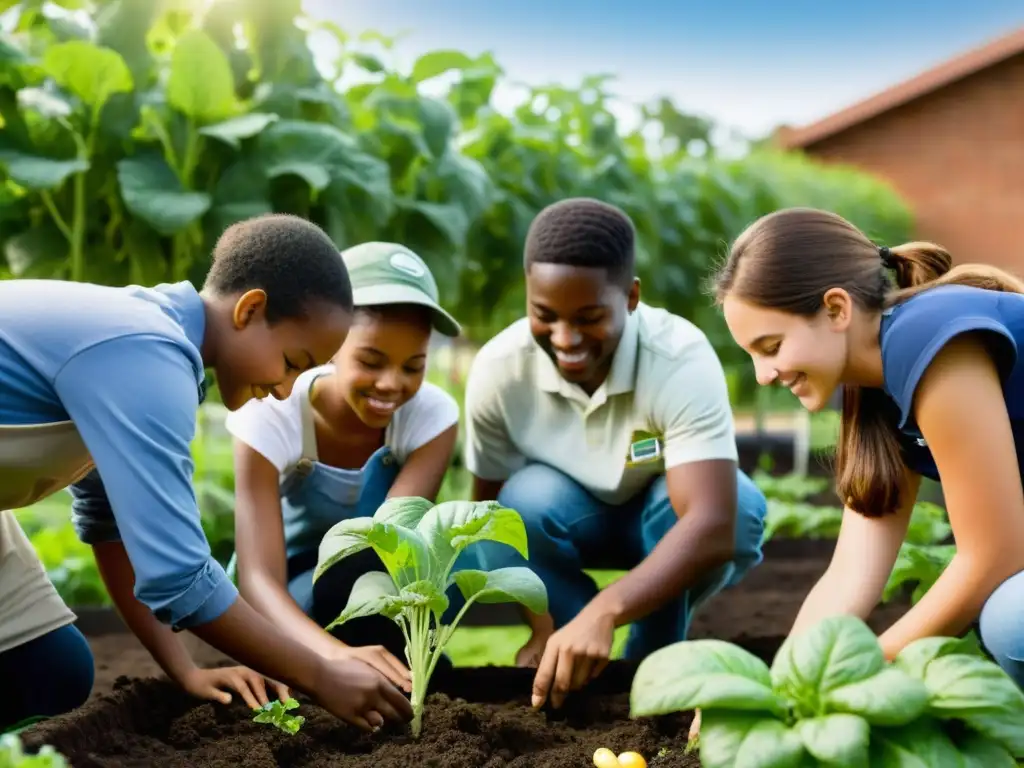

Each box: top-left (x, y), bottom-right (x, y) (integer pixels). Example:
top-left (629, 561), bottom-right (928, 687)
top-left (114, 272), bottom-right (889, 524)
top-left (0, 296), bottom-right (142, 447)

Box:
top-left (617, 752), bottom-right (647, 768)
top-left (593, 747), bottom-right (621, 768)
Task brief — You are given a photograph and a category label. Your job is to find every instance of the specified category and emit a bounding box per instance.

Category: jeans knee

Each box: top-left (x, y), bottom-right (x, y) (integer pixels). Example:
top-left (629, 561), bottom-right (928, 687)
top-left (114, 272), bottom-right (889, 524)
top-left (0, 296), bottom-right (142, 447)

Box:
top-left (50, 625), bottom-right (95, 712)
top-left (980, 570), bottom-right (1024, 684)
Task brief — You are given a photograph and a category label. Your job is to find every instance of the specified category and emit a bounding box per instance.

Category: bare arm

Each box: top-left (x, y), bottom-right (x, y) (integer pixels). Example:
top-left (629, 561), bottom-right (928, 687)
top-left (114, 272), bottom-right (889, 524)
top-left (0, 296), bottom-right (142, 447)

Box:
top-left (790, 468), bottom-right (920, 635)
top-left (92, 540), bottom-right (202, 683)
top-left (232, 439), bottom-right (348, 660)
top-left (387, 425), bottom-right (458, 500)
top-left (586, 459), bottom-right (739, 626)
top-left (877, 334), bottom-right (1024, 658)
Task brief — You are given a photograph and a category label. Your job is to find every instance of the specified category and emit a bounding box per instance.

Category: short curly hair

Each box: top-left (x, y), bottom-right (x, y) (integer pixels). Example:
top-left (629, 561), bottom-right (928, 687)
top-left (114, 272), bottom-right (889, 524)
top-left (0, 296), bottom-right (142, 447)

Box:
top-left (203, 214), bottom-right (352, 323)
top-left (523, 198), bottom-right (636, 286)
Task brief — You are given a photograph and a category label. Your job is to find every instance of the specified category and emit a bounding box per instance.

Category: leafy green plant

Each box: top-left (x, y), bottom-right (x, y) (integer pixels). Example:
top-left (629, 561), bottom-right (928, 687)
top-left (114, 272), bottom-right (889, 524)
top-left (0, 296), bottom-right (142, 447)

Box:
top-left (0, 734), bottom-right (67, 767)
top-left (630, 614), bottom-right (1024, 767)
top-left (882, 542), bottom-right (956, 605)
top-left (252, 698), bottom-right (305, 735)
top-left (314, 496), bottom-right (548, 737)
top-left (763, 500), bottom-right (843, 541)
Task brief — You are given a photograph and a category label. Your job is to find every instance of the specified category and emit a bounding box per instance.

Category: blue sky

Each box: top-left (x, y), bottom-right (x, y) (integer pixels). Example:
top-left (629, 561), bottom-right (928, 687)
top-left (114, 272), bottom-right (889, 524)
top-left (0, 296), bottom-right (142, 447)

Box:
top-left (304, 0), bottom-right (1024, 140)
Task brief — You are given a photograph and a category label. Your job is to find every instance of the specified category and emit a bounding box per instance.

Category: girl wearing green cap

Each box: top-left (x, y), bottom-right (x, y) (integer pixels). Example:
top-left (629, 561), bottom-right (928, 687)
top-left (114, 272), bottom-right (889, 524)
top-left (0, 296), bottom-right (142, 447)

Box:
top-left (225, 242), bottom-right (462, 686)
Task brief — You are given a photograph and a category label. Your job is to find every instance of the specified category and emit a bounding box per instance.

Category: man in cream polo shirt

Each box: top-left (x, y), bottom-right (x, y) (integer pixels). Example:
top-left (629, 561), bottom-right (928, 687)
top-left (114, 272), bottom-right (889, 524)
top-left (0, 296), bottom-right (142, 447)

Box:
top-left (464, 198), bottom-right (767, 710)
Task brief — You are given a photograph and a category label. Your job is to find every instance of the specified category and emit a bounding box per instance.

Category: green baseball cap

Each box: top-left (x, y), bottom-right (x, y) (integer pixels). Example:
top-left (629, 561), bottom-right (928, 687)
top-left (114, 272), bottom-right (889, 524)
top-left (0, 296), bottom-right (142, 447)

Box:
top-left (341, 242), bottom-right (461, 337)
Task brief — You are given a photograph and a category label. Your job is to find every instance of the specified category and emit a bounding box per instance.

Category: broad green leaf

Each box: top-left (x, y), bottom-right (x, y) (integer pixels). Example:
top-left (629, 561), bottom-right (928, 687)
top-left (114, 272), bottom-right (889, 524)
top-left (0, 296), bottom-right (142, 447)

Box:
top-left (42, 41), bottom-right (132, 112)
top-left (795, 713), bottom-right (869, 766)
top-left (199, 113), bottom-right (279, 149)
top-left (411, 50), bottom-right (474, 83)
top-left (418, 96), bottom-right (456, 157)
top-left (893, 634), bottom-right (985, 679)
top-left (770, 616), bottom-right (884, 711)
top-left (208, 160), bottom-right (272, 233)
top-left (0, 150), bottom-right (87, 189)
top-left (825, 667), bottom-right (930, 726)
top-left (631, 639), bottom-right (784, 716)
top-left (922, 654), bottom-right (1024, 754)
top-left (327, 570), bottom-right (400, 628)
top-left (313, 517), bottom-right (375, 582)
top-left (365, 522), bottom-right (433, 584)
top-left (257, 120), bottom-right (357, 192)
top-left (869, 720), bottom-right (967, 767)
top-left (3, 224), bottom-right (68, 278)
top-left (373, 497), bottom-right (434, 529)
top-left (352, 52), bottom-right (385, 73)
top-left (699, 712), bottom-right (803, 768)
top-left (116, 153), bottom-right (211, 235)
top-left (453, 567), bottom-right (548, 615)
top-left (167, 29), bottom-right (238, 123)
top-left (958, 731), bottom-right (1017, 767)
top-left (417, 501), bottom-right (528, 566)
top-left (399, 579), bottom-right (448, 616)
top-left (401, 200), bottom-right (470, 247)
top-left (16, 87), bottom-right (74, 118)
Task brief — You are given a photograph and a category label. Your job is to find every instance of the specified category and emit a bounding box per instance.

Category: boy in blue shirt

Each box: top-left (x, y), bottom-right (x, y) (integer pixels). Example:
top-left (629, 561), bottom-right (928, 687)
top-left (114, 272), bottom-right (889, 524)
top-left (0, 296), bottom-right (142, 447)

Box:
top-left (0, 214), bottom-right (413, 732)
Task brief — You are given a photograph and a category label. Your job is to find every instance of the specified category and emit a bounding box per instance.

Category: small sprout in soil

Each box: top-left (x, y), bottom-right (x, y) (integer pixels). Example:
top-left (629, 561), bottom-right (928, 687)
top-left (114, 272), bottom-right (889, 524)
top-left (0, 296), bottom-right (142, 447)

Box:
top-left (0, 734), bottom-right (68, 766)
top-left (630, 614), bottom-right (1024, 768)
top-left (252, 698), bottom-right (305, 735)
top-left (314, 496), bottom-right (548, 738)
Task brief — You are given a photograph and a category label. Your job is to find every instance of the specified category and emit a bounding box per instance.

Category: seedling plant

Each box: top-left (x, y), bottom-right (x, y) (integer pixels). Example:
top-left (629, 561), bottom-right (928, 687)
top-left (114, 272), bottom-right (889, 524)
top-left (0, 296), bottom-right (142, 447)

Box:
top-left (0, 734), bottom-right (67, 767)
top-left (314, 496), bottom-right (548, 737)
top-left (252, 698), bottom-right (305, 735)
top-left (630, 614), bottom-right (1024, 767)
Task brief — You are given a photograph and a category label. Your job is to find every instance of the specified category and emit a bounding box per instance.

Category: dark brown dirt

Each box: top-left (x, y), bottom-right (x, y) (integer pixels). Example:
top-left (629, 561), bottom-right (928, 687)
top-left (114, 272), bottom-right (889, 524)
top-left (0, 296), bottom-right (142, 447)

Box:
top-left (22, 549), bottom-right (913, 767)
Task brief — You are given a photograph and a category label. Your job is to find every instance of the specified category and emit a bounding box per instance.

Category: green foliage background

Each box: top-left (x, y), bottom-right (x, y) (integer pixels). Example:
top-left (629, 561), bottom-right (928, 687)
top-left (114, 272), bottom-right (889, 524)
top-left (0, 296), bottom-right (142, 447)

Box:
top-left (1, 0), bottom-right (913, 367)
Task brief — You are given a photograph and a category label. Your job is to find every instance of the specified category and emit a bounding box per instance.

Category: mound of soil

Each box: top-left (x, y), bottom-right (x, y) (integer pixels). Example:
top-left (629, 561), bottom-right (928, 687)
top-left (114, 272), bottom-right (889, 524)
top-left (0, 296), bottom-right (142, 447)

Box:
top-left (21, 547), bottom-right (914, 767)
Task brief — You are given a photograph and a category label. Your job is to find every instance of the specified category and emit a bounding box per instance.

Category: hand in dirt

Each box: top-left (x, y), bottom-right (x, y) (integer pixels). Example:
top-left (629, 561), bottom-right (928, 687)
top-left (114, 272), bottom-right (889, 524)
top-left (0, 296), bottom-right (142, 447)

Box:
top-left (313, 656), bottom-right (413, 731)
top-left (329, 642), bottom-right (412, 693)
top-left (530, 609), bottom-right (615, 710)
top-left (180, 665), bottom-right (290, 710)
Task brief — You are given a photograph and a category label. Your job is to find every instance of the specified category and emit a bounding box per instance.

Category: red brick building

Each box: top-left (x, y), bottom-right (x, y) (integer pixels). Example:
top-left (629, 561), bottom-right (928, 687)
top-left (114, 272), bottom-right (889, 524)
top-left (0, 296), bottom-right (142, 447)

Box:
top-left (776, 27), bottom-right (1024, 274)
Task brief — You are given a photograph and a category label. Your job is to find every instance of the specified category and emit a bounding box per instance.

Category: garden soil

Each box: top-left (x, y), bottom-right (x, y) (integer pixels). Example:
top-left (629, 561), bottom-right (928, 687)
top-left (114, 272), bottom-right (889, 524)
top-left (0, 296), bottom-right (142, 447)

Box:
top-left (23, 546), bottom-right (912, 767)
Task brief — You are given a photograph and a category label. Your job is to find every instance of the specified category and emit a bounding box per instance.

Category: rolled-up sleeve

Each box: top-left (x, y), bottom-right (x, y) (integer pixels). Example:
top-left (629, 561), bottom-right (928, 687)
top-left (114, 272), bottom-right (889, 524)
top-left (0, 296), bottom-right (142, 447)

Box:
top-left (54, 335), bottom-right (238, 629)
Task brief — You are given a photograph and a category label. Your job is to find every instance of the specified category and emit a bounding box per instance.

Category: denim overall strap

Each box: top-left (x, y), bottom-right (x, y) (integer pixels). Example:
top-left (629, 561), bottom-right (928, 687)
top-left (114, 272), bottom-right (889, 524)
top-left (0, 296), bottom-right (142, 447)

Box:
top-left (292, 373), bottom-right (321, 479)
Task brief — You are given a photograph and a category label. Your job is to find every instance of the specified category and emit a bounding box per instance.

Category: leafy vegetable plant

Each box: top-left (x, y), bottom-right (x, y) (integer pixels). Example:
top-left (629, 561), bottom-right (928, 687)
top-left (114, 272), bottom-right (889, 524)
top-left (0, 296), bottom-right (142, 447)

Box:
top-left (0, 734), bottom-right (67, 767)
top-left (252, 698), bottom-right (305, 735)
top-left (630, 615), bottom-right (1024, 767)
top-left (314, 496), bottom-right (548, 737)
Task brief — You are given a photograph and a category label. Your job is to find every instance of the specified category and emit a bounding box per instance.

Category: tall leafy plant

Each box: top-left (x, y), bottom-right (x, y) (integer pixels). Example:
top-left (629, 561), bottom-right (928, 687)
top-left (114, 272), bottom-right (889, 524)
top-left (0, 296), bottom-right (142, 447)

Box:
top-left (314, 496), bottom-right (547, 737)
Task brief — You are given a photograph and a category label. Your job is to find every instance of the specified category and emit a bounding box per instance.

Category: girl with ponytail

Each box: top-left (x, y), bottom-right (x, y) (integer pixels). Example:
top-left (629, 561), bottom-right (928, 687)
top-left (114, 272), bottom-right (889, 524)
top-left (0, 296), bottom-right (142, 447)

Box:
top-left (714, 206), bottom-right (1024, 685)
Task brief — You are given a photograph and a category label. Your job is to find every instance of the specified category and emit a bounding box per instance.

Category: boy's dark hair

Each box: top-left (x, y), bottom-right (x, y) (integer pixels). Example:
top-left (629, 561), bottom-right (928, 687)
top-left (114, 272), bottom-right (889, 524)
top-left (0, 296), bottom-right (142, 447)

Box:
top-left (523, 198), bottom-right (636, 286)
top-left (204, 214), bottom-right (353, 322)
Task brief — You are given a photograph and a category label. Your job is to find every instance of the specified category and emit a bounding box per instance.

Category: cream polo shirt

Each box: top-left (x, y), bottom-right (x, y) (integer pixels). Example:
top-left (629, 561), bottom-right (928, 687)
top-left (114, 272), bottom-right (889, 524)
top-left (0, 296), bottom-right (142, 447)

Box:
top-left (463, 302), bottom-right (738, 506)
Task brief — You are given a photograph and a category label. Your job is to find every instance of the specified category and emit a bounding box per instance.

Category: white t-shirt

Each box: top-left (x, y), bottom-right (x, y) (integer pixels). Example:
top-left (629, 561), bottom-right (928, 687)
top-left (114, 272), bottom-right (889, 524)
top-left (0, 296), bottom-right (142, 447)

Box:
top-left (224, 365), bottom-right (460, 474)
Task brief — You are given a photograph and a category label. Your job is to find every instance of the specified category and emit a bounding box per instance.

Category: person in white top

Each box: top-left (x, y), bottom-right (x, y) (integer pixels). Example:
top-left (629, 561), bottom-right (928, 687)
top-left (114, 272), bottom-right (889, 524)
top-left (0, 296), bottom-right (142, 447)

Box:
top-left (225, 242), bottom-right (461, 691)
top-left (463, 199), bottom-right (768, 710)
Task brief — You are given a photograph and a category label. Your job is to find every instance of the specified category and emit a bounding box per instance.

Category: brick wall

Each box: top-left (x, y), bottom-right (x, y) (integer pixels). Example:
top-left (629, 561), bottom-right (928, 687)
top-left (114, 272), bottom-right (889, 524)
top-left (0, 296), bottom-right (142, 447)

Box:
top-left (798, 53), bottom-right (1024, 276)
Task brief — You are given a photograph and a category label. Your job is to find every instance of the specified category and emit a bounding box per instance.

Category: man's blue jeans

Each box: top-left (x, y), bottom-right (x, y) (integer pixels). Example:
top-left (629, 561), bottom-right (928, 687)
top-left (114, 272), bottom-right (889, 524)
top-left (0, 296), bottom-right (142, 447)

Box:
top-left (470, 462), bottom-right (767, 661)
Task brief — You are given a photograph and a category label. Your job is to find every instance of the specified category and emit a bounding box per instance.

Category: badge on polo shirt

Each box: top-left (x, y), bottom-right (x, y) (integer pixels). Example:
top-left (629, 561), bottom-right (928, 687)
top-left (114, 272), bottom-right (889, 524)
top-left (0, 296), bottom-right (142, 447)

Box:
top-left (625, 430), bottom-right (663, 467)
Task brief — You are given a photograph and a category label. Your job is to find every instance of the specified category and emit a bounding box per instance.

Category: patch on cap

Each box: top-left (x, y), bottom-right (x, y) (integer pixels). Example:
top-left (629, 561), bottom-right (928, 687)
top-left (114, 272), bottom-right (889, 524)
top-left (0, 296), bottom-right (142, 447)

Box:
top-left (390, 251), bottom-right (426, 277)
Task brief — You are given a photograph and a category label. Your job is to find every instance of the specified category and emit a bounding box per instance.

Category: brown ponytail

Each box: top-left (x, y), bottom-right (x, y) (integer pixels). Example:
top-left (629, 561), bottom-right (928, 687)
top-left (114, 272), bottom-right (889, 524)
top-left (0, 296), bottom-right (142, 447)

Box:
top-left (714, 208), bottom-right (1024, 516)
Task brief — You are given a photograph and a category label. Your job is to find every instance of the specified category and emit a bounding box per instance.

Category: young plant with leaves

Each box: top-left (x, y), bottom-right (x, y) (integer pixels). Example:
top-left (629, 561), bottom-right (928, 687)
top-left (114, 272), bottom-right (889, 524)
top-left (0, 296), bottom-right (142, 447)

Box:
top-left (252, 698), bottom-right (305, 735)
top-left (313, 496), bottom-right (548, 737)
top-left (630, 615), bottom-right (1024, 767)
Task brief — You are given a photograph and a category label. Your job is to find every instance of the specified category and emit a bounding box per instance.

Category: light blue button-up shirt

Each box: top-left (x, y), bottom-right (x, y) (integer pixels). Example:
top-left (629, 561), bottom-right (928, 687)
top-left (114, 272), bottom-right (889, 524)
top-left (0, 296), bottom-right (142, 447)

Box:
top-left (0, 279), bottom-right (237, 629)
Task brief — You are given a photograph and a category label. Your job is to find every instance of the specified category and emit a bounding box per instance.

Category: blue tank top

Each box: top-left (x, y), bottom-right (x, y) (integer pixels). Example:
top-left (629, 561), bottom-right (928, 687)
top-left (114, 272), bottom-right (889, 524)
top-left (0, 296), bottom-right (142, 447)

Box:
top-left (879, 283), bottom-right (1024, 481)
